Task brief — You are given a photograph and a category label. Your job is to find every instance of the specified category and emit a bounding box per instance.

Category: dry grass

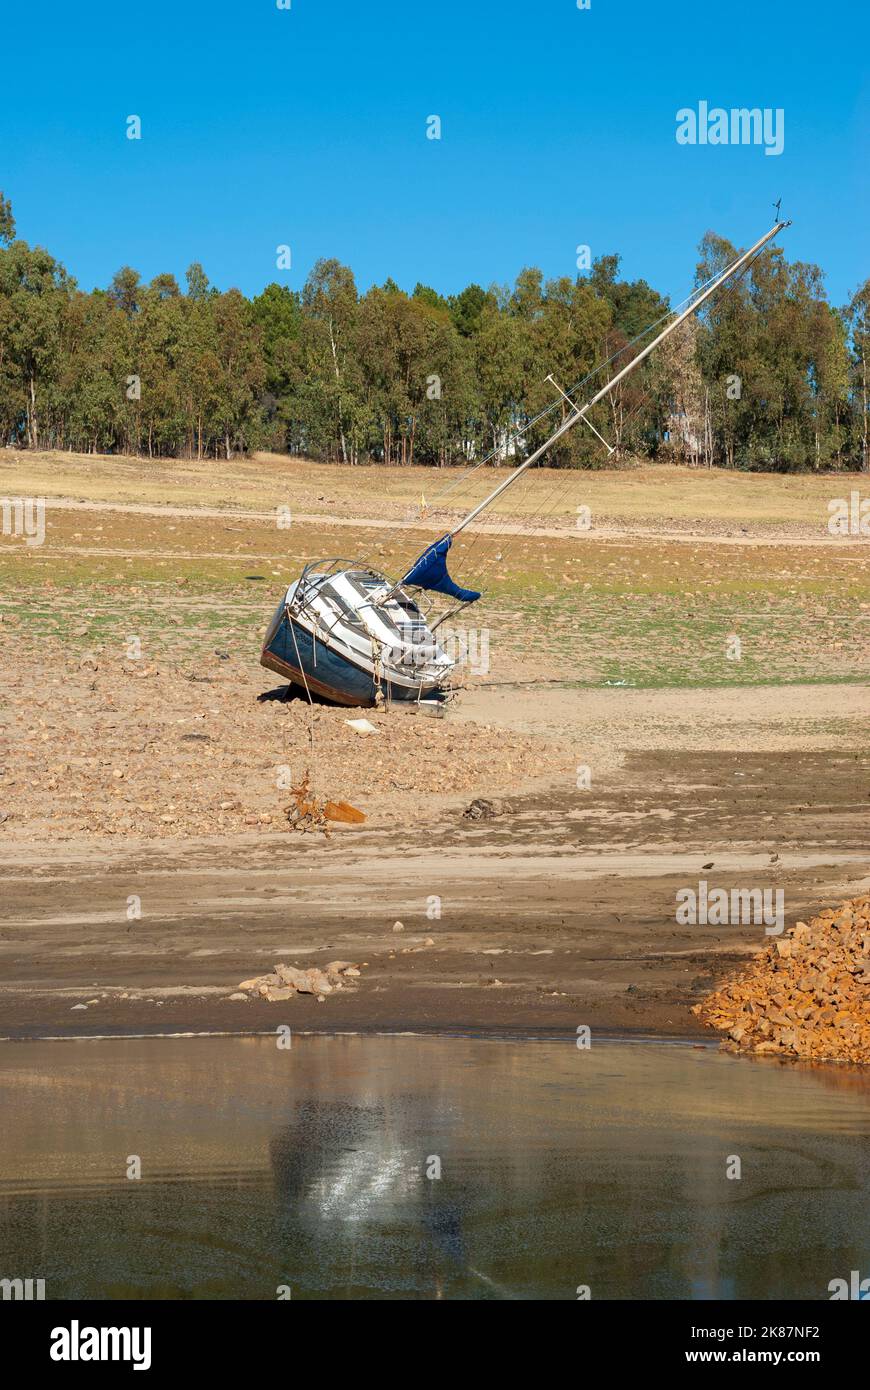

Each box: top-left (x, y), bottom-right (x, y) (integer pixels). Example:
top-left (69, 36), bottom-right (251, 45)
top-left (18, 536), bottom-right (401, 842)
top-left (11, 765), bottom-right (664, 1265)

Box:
top-left (2, 448), bottom-right (865, 531)
top-left (1, 502), bottom-right (867, 690)
top-left (1, 452), bottom-right (867, 702)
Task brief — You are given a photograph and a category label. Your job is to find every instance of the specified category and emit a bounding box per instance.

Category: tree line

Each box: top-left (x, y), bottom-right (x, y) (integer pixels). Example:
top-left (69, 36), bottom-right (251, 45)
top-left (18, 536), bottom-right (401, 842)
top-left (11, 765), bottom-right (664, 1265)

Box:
top-left (0, 192), bottom-right (866, 471)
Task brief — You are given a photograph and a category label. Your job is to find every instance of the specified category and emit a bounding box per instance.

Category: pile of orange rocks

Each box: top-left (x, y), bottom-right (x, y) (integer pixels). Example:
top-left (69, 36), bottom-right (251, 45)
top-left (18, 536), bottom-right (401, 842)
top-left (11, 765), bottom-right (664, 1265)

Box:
top-left (695, 893), bottom-right (870, 1063)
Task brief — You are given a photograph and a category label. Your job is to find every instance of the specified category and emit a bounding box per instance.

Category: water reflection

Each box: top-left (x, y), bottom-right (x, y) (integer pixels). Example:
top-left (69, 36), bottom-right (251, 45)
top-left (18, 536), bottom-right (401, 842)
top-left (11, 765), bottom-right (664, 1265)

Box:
top-left (0, 1036), bottom-right (868, 1299)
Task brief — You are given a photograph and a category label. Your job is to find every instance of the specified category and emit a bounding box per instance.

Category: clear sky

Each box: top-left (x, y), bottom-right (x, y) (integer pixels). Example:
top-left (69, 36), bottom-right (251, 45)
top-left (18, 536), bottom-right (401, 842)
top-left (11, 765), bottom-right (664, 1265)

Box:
top-left (3, 0), bottom-right (867, 306)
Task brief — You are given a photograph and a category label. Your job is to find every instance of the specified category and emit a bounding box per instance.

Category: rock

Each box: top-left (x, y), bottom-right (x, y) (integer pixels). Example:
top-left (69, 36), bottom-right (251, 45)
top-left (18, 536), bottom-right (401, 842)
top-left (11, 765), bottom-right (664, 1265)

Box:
top-left (463, 798), bottom-right (502, 820)
top-left (244, 955), bottom-right (369, 1006)
top-left (275, 963), bottom-right (332, 995)
top-left (698, 893), bottom-right (870, 1064)
top-left (227, 992), bottom-right (248, 1001)
top-left (392, 920), bottom-right (404, 933)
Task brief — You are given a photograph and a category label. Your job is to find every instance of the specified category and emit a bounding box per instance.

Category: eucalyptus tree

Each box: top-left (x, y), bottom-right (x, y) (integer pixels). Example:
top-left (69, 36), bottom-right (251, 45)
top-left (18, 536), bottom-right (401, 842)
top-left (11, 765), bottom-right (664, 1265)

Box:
top-left (845, 280), bottom-right (870, 470)
top-left (0, 191), bottom-right (15, 244)
top-left (0, 181), bottom-right (861, 472)
top-left (211, 289), bottom-right (265, 458)
top-left (300, 259), bottom-right (359, 463)
top-left (0, 238), bottom-right (72, 448)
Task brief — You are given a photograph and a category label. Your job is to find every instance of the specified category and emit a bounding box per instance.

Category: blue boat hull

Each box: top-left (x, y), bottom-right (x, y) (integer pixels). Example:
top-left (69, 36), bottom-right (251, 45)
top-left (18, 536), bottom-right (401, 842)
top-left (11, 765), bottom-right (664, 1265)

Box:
top-left (261, 609), bottom-right (431, 707)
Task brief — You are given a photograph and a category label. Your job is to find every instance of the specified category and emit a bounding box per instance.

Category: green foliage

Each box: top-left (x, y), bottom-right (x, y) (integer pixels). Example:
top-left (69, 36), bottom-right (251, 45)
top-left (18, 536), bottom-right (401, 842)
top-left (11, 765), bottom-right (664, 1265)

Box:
top-left (0, 210), bottom-right (863, 470)
top-left (449, 283), bottom-right (492, 337)
top-left (0, 191), bottom-right (15, 245)
top-left (108, 266), bottom-right (141, 317)
top-left (844, 279), bottom-right (870, 472)
top-left (185, 262), bottom-right (211, 301)
top-left (694, 236), bottom-right (854, 470)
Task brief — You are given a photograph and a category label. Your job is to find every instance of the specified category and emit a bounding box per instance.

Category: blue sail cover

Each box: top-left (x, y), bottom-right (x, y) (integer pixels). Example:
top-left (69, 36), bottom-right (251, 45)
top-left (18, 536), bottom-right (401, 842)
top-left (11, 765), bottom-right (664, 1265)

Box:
top-left (400, 533), bottom-right (481, 603)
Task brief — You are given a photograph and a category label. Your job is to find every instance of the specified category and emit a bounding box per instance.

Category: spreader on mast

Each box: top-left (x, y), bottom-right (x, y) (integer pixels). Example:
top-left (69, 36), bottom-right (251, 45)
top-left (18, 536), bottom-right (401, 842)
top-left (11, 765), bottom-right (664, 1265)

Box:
top-left (449, 220), bottom-right (790, 538)
top-left (399, 220), bottom-right (790, 601)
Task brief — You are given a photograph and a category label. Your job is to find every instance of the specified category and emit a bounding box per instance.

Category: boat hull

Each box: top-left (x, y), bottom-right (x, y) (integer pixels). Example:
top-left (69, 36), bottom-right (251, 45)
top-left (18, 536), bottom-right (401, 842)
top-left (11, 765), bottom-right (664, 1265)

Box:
top-left (261, 607), bottom-right (443, 707)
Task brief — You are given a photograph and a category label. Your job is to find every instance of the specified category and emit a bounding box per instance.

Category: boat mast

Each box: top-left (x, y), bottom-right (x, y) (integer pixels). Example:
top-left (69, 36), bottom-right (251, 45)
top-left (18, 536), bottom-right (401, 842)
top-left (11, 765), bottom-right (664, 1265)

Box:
top-left (449, 220), bottom-right (790, 538)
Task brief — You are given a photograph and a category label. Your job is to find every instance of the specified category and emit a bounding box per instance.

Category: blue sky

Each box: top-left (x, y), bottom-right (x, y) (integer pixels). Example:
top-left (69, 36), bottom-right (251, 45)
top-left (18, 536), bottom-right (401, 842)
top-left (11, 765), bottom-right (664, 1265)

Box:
top-left (3, 0), bottom-right (867, 306)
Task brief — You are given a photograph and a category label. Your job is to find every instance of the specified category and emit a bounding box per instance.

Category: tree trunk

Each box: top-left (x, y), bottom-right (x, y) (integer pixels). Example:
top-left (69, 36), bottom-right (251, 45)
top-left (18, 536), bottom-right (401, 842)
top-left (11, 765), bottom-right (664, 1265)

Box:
top-left (328, 316), bottom-right (348, 464)
top-left (28, 375), bottom-right (38, 449)
top-left (856, 340), bottom-right (861, 472)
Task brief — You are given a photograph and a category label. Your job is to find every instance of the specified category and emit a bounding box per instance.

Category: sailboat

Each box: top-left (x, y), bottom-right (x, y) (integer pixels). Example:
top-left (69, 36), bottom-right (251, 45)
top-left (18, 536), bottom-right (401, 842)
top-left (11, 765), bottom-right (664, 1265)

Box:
top-left (261, 219), bottom-right (789, 707)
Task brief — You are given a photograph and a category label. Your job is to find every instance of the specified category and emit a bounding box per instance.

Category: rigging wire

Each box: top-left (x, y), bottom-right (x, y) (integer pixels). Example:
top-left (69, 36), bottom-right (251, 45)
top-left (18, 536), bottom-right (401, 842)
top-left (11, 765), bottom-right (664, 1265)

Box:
top-left (361, 234), bottom-right (772, 601)
top-left (417, 258), bottom-right (737, 519)
top-left (448, 241), bottom-right (770, 595)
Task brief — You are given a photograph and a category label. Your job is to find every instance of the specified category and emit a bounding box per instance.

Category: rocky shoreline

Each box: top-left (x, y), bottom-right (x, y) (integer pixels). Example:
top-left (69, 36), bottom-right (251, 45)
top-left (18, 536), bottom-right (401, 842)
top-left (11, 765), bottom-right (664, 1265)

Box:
top-left (697, 894), bottom-right (870, 1063)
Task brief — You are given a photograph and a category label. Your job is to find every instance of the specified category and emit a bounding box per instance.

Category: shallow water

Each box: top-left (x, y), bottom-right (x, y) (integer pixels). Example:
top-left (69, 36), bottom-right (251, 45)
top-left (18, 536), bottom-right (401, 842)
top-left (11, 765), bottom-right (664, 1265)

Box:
top-left (0, 1035), bottom-right (868, 1300)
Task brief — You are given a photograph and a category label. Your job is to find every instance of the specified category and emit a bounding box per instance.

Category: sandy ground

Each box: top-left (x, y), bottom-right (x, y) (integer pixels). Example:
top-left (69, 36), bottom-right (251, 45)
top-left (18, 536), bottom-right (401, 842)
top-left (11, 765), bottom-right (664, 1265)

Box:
top-left (1, 454), bottom-right (867, 1044)
top-left (5, 448), bottom-right (866, 536)
top-left (0, 641), bottom-right (570, 840)
top-left (26, 493), bottom-right (870, 548)
top-left (1, 681), bottom-right (866, 1041)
